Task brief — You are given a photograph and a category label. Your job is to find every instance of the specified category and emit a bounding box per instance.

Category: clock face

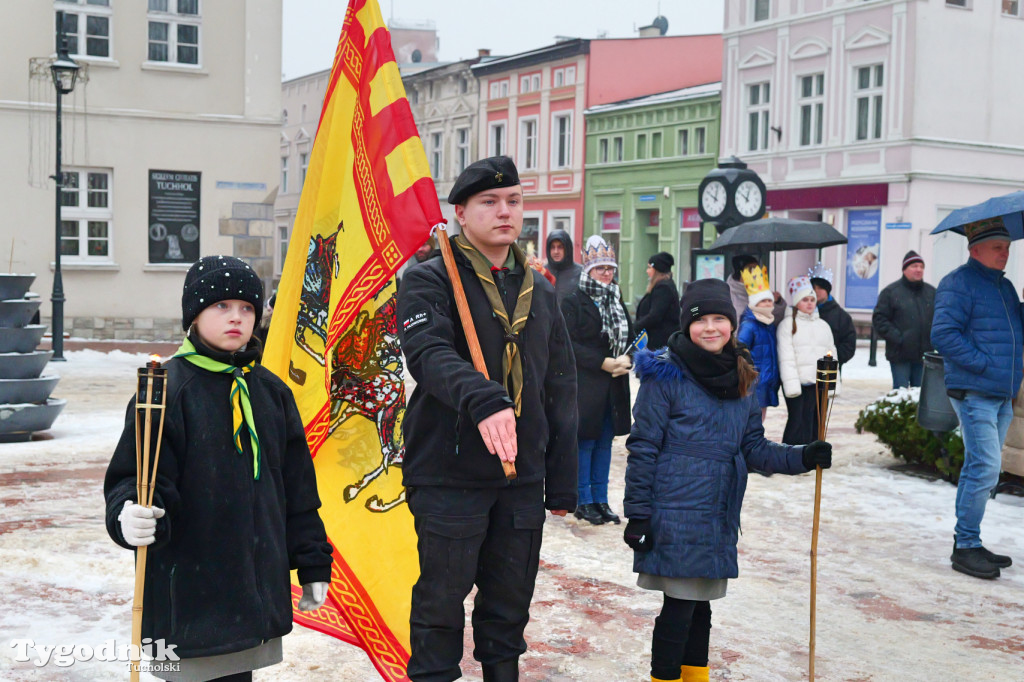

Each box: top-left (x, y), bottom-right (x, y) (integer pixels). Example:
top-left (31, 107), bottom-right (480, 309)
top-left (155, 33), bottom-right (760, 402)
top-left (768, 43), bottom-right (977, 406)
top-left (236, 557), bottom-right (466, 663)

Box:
top-left (701, 180), bottom-right (727, 218)
top-left (735, 180), bottom-right (764, 218)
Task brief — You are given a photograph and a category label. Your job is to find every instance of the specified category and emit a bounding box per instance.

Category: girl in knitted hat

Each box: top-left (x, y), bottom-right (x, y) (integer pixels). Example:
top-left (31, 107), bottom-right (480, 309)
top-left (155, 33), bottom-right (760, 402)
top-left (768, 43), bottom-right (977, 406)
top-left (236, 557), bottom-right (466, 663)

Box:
top-left (561, 235), bottom-right (633, 526)
top-left (104, 255), bottom-right (333, 682)
top-left (736, 266), bottom-right (780, 420)
top-left (624, 278), bottom-right (832, 682)
top-left (777, 275), bottom-right (837, 445)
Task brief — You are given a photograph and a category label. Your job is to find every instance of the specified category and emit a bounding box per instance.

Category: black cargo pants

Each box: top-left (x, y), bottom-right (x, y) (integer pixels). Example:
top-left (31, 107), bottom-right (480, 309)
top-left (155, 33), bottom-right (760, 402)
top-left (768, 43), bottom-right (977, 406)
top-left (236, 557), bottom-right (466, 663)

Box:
top-left (406, 482), bottom-right (546, 682)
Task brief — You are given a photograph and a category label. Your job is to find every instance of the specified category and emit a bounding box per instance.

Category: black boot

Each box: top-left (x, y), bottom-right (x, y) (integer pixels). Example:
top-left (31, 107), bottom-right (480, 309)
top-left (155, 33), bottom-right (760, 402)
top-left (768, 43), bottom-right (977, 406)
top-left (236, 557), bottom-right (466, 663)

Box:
top-left (482, 659), bottom-right (518, 682)
top-left (951, 546), bottom-right (1000, 579)
top-left (573, 503), bottom-right (605, 525)
top-left (979, 546), bottom-right (1012, 568)
top-left (595, 502), bottom-right (621, 524)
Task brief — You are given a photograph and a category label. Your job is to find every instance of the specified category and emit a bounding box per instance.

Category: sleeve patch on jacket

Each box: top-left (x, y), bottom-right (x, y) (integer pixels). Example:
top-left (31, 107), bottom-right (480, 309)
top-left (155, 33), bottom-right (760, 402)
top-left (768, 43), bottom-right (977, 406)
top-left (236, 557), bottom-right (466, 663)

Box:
top-left (402, 310), bottom-right (430, 333)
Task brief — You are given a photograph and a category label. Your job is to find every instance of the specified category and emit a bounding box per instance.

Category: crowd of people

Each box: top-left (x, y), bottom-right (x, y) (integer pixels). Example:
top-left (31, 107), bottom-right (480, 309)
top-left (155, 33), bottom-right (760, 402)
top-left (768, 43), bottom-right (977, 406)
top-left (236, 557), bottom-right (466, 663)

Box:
top-left (103, 154), bottom-right (1022, 682)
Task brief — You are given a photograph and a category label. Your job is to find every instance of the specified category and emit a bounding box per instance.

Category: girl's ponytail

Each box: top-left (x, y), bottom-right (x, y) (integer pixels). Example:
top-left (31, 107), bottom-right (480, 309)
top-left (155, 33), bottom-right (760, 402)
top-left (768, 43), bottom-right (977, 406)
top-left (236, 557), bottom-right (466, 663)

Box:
top-left (791, 305), bottom-right (799, 335)
top-left (732, 337), bottom-right (759, 397)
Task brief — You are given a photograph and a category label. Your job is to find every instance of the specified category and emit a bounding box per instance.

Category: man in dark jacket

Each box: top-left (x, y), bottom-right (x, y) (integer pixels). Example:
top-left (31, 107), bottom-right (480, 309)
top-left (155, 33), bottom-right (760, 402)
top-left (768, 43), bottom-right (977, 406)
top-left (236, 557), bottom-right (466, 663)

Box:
top-left (397, 156), bottom-right (578, 681)
top-left (872, 250), bottom-right (936, 388)
top-left (809, 262), bottom-right (857, 368)
top-left (932, 218), bottom-right (1023, 580)
top-left (546, 228), bottom-right (583, 303)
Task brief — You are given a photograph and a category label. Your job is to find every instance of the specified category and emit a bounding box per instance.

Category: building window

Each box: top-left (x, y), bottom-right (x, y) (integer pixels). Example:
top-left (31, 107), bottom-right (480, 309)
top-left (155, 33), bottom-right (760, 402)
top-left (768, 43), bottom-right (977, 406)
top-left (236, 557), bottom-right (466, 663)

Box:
top-left (519, 216), bottom-right (540, 258)
top-left (430, 131), bottom-right (443, 179)
top-left (531, 74), bottom-right (540, 91)
top-left (695, 127), bottom-right (706, 154)
top-left (677, 129), bottom-right (689, 156)
top-left (753, 0), bottom-right (770, 21)
top-left (552, 113), bottom-right (572, 168)
top-left (945, 0), bottom-right (969, 7)
top-left (854, 64), bottom-right (884, 141)
top-left (300, 104), bottom-right (307, 121)
top-left (277, 225), bottom-right (289, 275)
top-left (299, 152), bottom-right (308, 186)
top-left (456, 127), bottom-right (470, 173)
top-left (488, 121), bottom-right (506, 156)
top-left (613, 136), bottom-right (623, 162)
top-left (459, 77), bottom-right (469, 94)
top-left (60, 168), bottom-right (112, 259)
top-left (747, 81), bottom-right (771, 152)
top-left (1003, 0), bottom-right (1020, 16)
top-left (565, 66), bottom-right (576, 85)
top-left (651, 132), bottom-right (662, 158)
top-left (599, 138), bottom-right (609, 163)
top-left (489, 80), bottom-right (509, 99)
top-left (519, 73), bottom-right (541, 93)
top-left (798, 73), bottom-right (825, 146)
top-left (55, 1), bottom-right (111, 59)
top-left (148, 0), bottom-right (201, 65)
top-left (519, 118), bottom-right (538, 170)
top-left (636, 134), bottom-right (647, 160)
top-left (554, 68), bottom-right (564, 88)
top-left (281, 156), bottom-right (288, 193)
top-left (409, 89), bottom-right (418, 104)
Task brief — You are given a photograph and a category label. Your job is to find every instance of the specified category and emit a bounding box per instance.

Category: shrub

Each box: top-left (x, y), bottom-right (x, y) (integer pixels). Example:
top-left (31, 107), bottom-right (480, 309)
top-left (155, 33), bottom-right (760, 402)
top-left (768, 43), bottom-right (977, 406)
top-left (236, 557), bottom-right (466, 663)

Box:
top-left (855, 387), bottom-right (964, 480)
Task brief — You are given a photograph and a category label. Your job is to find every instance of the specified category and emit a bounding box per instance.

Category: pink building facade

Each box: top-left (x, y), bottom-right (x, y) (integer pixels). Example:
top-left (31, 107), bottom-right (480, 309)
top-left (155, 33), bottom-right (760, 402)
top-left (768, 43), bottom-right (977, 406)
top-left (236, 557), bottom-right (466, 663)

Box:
top-left (722, 0), bottom-right (1024, 318)
top-left (473, 36), bottom-right (722, 256)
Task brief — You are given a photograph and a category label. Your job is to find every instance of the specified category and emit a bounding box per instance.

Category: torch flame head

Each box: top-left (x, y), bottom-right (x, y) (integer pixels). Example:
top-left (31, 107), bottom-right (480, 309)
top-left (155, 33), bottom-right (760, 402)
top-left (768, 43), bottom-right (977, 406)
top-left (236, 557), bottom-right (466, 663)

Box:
top-left (147, 354), bottom-right (162, 368)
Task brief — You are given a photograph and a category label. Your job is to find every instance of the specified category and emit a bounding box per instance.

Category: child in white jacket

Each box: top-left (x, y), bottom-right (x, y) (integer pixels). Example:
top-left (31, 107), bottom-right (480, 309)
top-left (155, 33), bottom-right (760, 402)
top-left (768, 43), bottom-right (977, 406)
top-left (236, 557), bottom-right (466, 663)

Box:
top-left (777, 275), bottom-right (837, 445)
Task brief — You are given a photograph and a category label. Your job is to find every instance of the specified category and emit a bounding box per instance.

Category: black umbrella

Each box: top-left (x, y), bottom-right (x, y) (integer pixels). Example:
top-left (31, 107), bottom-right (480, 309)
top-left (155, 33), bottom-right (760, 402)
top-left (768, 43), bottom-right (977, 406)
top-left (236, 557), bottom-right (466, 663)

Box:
top-left (708, 218), bottom-right (848, 252)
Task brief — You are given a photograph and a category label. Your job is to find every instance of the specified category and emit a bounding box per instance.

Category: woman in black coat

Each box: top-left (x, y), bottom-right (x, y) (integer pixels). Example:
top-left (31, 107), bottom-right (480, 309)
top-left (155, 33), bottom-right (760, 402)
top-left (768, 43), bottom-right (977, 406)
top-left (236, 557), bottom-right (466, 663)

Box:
top-left (561, 235), bottom-right (633, 526)
top-left (634, 252), bottom-right (680, 350)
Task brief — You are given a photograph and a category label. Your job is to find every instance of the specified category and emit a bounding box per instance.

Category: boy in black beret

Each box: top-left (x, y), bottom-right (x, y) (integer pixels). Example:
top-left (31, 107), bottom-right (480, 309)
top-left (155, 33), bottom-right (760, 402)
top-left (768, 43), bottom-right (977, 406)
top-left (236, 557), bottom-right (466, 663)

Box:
top-left (398, 157), bottom-right (578, 681)
top-left (104, 255), bottom-right (333, 681)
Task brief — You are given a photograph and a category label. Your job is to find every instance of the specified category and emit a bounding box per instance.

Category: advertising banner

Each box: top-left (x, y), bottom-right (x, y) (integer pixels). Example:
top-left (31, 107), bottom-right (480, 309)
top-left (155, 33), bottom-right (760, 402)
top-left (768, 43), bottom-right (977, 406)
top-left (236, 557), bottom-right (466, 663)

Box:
top-left (844, 209), bottom-right (881, 309)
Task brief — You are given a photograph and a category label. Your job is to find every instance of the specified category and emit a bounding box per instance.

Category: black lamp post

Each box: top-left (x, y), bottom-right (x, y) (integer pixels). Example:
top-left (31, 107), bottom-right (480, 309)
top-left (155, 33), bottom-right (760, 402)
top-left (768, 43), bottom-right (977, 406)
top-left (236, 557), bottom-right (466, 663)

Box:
top-left (49, 13), bottom-right (79, 361)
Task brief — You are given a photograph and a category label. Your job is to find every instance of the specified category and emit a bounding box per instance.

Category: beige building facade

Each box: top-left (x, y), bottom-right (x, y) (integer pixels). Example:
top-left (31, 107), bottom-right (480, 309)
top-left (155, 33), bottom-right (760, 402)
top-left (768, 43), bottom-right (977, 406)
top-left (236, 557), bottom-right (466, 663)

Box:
top-left (1, 0), bottom-right (282, 341)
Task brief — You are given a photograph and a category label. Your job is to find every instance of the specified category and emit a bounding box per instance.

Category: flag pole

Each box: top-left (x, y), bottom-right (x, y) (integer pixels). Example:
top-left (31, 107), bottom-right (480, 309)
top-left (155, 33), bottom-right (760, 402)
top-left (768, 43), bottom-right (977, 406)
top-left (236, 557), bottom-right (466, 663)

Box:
top-left (810, 353), bottom-right (837, 681)
top-left (434, 223), bottom-right (516, 480)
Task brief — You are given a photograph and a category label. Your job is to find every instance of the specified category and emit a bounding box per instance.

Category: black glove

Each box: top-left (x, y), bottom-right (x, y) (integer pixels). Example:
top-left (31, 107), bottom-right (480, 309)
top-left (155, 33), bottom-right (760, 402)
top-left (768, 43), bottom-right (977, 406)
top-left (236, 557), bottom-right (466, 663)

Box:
top-left (802, 440), bottom-right (832, 471)
top-left (623, 518), bottom-right (653, 552)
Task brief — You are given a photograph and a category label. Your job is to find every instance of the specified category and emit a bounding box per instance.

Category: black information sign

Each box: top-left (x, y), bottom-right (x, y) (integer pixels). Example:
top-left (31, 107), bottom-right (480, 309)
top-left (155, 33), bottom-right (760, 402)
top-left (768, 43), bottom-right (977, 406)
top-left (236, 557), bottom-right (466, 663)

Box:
top-left (148, 170), bottom-right (201, 263)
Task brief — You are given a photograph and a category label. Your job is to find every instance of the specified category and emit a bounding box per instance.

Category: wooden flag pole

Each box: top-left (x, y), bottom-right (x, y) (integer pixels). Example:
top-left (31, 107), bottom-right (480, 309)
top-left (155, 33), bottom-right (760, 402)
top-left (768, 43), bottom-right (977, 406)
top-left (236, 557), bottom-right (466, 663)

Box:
top-left (810, 354), bottom-right (838, 681)
top-left (434, 224), bottom-right (517, 481)
top-left (130, 358), bottom-right (168, 681)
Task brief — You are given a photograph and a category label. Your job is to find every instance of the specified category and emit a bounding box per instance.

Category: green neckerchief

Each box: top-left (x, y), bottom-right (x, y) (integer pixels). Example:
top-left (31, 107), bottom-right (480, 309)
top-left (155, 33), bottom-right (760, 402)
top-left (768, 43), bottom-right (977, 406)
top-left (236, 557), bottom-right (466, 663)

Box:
top-left (454, 234), bottom-right (534, 416)
top-left (173, 337), bottom-right (261, 479)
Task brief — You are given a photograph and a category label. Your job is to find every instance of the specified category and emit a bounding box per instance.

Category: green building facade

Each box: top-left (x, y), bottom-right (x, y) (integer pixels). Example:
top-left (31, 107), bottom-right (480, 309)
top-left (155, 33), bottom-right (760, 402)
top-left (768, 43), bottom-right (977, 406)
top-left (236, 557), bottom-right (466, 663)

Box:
top-left (583, 82), bottom-right (722, 308)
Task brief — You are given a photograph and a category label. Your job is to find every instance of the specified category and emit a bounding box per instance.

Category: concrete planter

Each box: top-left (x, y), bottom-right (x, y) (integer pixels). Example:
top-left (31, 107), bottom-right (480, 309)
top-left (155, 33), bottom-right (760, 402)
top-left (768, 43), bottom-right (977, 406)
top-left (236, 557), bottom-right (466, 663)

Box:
top-left (0, 300), bottom-right (41, 328)
top-left (0, 375), bottom-right (60, 404)
top-left (0, 398), bottom-right (67, 443)
top-left (0, 325), bottom-right (47, 354)
top-left (0, 350), bottom-right (53, 380)
top-left (0, 273), bottom-right (36, 300)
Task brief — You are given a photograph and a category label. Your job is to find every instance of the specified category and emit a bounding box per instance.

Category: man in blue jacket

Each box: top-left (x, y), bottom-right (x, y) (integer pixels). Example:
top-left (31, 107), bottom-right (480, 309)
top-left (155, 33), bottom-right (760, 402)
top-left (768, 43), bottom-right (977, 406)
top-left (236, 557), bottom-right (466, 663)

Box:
top-left (932, 217), bottom-right (1023, 579)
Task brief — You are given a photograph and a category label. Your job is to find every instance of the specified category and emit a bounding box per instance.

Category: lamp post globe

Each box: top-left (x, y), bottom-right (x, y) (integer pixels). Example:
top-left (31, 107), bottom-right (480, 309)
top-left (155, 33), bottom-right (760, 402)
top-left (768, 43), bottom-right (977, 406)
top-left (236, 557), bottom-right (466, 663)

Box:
top-left (49, 24), bottom-right (79, 362)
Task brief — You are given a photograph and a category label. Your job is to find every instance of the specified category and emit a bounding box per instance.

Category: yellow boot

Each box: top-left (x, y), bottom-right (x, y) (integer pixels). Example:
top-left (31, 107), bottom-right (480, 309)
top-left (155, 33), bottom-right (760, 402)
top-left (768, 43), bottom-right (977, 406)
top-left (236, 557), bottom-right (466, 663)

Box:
top-left (681, 665), bottom-right (709, 682)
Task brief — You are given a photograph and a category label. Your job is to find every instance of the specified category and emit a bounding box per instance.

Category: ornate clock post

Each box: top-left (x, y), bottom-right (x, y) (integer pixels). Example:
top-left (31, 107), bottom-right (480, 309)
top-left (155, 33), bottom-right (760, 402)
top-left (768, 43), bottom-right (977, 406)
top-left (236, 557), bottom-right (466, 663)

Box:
top-left (696, 156), bottom-right (767, 233)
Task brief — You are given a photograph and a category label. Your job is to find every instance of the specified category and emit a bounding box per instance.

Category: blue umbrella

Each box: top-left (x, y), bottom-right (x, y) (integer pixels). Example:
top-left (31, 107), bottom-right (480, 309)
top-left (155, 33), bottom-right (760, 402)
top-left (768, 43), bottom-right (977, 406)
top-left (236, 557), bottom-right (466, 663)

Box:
top-left (930, 190), bottom-right (1024, 240)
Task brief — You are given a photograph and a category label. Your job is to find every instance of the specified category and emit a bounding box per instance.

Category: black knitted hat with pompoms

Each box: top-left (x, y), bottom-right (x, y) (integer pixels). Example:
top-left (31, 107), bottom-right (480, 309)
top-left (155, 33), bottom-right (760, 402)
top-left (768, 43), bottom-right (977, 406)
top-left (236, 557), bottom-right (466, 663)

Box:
top-left (181, 255), bottom-right (264, 331)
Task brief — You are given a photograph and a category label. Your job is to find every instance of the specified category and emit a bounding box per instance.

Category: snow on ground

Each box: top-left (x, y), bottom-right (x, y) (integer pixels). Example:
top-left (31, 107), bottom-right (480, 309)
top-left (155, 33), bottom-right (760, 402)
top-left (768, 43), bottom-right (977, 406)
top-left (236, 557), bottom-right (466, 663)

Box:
top-left (1, 350), bottom-right (1022, 681)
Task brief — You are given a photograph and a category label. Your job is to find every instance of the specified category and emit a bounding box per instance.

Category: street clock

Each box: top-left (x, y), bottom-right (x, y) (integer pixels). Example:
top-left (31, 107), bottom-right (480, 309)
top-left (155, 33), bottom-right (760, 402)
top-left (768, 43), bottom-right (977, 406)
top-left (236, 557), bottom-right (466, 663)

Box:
top-left (696, 157), bottom-right (767, 232)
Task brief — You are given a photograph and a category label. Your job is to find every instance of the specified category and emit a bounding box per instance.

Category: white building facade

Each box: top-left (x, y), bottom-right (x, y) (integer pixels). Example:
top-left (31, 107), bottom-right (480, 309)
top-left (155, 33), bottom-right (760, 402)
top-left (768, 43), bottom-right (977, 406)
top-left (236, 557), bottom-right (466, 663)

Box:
top-left (0, 0), bottom-right (282, 341)
top-left (722, 0), bottom-right (1024, 320)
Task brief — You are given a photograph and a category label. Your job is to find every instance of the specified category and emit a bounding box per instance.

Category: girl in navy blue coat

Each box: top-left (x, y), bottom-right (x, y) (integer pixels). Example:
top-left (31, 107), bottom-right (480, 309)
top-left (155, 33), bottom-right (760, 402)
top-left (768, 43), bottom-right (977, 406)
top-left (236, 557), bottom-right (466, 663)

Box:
top-left (623, 279), bottom-right (832, 682)
top-left (737, 283), bottom-right (780, 419)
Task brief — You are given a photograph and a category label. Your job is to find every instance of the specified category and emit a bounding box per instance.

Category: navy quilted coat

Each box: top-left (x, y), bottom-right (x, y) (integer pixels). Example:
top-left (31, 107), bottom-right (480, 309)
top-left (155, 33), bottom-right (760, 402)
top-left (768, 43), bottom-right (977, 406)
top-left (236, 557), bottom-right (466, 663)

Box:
top-left (737, 308), bottom-right (780, 408)
top-left (624, 349), bottom-right (808, 579)
top-left (931, 258), bottom-right (1024, 400)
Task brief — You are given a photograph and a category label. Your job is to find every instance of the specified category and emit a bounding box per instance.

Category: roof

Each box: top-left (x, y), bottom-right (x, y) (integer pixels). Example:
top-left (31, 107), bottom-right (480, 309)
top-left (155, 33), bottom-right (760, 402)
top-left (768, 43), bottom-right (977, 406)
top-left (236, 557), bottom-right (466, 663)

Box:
top-left (471, 38), bottom-right (590, 76)
top-left (583, 81), bottom-right (722, 115)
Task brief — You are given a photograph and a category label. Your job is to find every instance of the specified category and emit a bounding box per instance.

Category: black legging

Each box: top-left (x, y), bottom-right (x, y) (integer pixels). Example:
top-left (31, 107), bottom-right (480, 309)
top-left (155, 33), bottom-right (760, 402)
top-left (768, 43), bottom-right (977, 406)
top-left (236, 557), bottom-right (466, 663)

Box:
top-left (783, 383), bottom-right (819, 445)
top-left (650, 596), bottom-right (712, 680)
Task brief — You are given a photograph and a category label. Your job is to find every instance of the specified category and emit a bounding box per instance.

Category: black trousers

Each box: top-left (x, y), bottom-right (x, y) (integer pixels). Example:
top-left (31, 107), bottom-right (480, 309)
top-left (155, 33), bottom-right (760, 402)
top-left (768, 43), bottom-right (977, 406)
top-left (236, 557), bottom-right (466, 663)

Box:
top-left (651, 596), bottom-right (712, 680)
top-left (406, 483), bottom-right (546, 682)
top-left (783, 384), bottom-right (819, 445)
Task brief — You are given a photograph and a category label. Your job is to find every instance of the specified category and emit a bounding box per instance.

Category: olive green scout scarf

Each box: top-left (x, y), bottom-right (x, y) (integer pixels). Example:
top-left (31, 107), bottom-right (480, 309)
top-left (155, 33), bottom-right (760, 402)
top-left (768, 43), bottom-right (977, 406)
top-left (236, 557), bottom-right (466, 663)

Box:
top-left (454, 234), bottom-right (534, 416)
top-left (173, 337), bottom-right (261, 479)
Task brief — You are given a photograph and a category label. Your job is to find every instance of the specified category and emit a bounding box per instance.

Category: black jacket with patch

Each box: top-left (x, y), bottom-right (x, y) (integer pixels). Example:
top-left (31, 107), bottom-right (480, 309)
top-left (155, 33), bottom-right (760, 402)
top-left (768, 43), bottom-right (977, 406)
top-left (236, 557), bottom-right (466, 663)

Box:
top-left (396, 247), bottom-right (578, 511)
top-left (104, 345), bottom-right (333, 659)
top-left (817, 298), bottom-right (857, 367)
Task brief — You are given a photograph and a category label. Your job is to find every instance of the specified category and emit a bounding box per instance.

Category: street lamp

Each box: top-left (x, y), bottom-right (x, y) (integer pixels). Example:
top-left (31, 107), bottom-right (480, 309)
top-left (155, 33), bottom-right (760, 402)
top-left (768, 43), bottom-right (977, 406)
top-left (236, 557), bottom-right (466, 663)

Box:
top-left (49, 13), bottom-right (79, 361)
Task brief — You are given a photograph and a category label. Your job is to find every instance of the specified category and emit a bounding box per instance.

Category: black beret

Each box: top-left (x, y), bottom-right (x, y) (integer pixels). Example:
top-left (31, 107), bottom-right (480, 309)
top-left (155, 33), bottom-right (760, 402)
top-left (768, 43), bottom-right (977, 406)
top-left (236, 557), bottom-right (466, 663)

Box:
top-left (447, 156), bottom-right (520, 204)
top-left (649, 252), bottom-right (674, 273)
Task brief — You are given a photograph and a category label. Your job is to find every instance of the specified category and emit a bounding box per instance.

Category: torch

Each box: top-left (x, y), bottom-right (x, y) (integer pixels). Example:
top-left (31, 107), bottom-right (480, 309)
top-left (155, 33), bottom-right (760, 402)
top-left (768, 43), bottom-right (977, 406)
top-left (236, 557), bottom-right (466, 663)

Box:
top-left (809, 353), bottom-right (837, 681)
top-left (130, 356), bottom-right (168, 681)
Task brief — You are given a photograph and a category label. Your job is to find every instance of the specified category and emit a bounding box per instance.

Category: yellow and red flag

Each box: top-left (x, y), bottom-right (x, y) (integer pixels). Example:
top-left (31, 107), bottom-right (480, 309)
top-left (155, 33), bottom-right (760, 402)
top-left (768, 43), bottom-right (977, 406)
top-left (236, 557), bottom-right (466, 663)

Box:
top-left (262, 1), bottom-right (440, 678)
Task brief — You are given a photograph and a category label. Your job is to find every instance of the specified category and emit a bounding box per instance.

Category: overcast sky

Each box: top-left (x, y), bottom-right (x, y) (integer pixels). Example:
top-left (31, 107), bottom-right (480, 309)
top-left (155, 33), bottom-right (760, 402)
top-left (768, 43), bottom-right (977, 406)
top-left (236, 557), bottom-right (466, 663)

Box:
top-left (282, 0), bottom-right (725, 80)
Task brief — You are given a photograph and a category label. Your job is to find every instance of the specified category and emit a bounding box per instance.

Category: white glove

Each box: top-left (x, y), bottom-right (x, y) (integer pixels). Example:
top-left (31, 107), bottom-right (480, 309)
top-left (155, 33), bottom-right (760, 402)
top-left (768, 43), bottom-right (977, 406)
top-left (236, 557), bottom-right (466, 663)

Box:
top-left (297, 582), bottom-right (329, 611)
top-left (118, 500), bottom-right (165, 547)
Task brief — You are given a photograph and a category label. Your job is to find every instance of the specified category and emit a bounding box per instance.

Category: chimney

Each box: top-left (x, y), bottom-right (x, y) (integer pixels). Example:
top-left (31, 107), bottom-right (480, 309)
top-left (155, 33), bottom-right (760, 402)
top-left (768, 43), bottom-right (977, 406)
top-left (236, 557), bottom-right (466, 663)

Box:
top-left (638, 25), bottom-right (660, 38)
top-left (477, 48), bottom-right (491, 57)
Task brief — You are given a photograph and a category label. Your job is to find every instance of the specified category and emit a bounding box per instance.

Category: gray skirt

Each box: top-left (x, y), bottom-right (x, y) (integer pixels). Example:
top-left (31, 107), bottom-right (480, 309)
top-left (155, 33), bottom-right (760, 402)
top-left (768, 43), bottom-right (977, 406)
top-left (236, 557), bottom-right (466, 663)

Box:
top-left (637, 573), bottom-right (728, 601)
top-left (154, 638), bottom-right (283, 682)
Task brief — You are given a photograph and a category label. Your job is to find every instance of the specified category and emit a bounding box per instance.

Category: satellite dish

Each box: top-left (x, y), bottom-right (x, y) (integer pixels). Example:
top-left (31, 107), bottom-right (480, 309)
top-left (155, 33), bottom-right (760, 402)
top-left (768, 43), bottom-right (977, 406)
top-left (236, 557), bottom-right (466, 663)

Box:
top-left (411, 49), bottom-right (422, 63)
top-left (652, 15), bottom-right (668, 35)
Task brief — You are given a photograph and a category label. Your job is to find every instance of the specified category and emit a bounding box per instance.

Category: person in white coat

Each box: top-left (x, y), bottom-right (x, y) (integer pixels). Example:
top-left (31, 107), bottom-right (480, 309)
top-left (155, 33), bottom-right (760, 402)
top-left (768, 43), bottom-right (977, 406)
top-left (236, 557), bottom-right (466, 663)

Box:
top-left (777, 275), bottom-right (837, 445)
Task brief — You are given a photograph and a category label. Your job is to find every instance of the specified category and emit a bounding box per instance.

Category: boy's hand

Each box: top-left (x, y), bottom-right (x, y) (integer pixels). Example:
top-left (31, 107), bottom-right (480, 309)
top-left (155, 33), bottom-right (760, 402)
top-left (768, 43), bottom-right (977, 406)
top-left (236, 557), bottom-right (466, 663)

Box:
top-left (478, 408), bottom-right (517, 463)
top-left (298, 582), bottom-right (329, 611)
top-left (118, 500), bottom-right (165, 547)
top-left (623, 518), bottom-right (653, 552)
